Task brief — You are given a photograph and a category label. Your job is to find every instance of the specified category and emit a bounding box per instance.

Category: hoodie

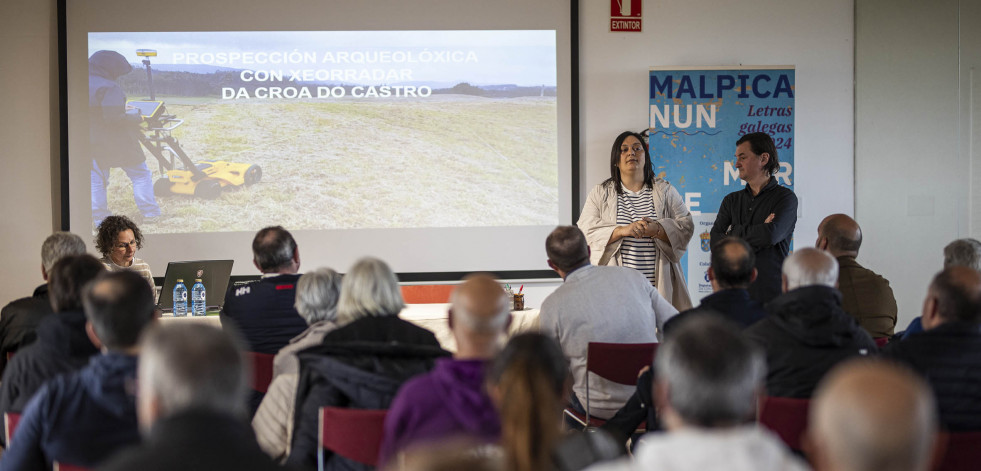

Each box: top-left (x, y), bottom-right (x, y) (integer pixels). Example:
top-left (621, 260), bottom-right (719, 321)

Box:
top-left (0, 353), bottom-right (140, 471)
top-left (378, 358), bottom-right (500, 466)
top-left (0, 310), bottom-right (100, 442)
top-left (745, 285), bottom-right (877, 398)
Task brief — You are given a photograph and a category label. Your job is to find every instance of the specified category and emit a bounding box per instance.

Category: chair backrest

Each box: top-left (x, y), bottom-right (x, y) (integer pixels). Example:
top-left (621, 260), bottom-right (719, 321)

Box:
top-left (586, 342), bottom-right (658, 385)
top-left (758, 396), bottom-right (811, 451)
top-left (4, 411), bottom-right (21, 445)
top-left (247, 351), bottom-right (275, 394)
top-left (53, 463), bottom-right (91, 471)
top-left (319, 406), bottom-right (388, 469)
top-left (932, 431), bottom-right (981, 471)
top-left (400, 285), bottom-right (455, 304)
top-left (874, 337), bottom-right (889, 348)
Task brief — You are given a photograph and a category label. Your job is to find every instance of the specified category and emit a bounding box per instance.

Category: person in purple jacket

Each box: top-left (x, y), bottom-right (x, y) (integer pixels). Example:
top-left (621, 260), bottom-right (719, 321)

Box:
top-left (378, 274), bottom-right (511, 466)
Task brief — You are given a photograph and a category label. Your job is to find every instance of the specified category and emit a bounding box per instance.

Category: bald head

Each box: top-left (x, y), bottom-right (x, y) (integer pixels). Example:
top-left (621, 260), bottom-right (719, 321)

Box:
top-left (449, 274), bottom-right (510, 357)
top-left (817, 214), bottom-right (863, 257)
top-left (782, 248), bottom-right (839, 292)
top-left (809, 360), bottom-right (937, 471)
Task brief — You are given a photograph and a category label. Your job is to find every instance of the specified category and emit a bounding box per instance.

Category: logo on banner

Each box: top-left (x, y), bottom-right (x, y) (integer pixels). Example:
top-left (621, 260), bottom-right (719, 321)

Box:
top-left (700, 232), bottom-right (711, 252)
top-left (611, 0), bottom-right (642, 32)
top-left (704, 270), bottom-right (711, 283)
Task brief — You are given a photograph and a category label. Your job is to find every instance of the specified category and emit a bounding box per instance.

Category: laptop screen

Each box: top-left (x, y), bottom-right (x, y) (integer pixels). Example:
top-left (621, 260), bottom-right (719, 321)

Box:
top-left (157, 260), bottom-right (234, 312)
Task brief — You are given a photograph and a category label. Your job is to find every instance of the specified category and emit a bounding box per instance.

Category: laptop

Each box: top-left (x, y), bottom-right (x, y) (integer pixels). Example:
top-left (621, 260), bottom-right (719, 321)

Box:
top-left (156, 260), bottom-right (234, 313)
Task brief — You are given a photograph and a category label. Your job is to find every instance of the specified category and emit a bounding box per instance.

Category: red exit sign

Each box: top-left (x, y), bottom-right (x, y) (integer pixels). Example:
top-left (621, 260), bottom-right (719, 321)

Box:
top-left (611, 0), bottom-right (642, 32)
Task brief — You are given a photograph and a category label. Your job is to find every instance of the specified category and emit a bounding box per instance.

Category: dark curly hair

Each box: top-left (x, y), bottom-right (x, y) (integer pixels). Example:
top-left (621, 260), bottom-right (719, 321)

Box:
top-left (95, 215), bottom-right (144, 258)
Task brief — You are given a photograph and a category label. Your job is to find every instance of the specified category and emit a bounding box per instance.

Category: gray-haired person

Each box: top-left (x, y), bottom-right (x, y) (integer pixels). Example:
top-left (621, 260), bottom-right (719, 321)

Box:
top-left (745, 248), bottom-right (876, 398)
top-left (901, 237), bottom-right (981, 338)
top-left (102, 323), bottom-right (286, 471)
top-left (287, 257), bottom-right (448, 469)
top-left (252, 267), bottom-right (342, 463)
top-left (0, 232), bottom-right (86, 370)
top-left (588, 315), bottom-right (807, 471)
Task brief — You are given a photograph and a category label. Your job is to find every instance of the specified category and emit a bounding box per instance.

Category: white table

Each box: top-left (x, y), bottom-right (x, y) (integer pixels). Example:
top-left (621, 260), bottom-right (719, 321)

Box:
top-left (158, 304), bottom-right (540, 352)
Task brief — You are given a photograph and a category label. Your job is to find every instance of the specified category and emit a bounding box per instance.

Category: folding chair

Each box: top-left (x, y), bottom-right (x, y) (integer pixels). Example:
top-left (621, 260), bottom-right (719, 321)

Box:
top-left (932, 431), bottom-right (981, 471)
top-left (318, 406), bottom-right (388, 471)
top-left (247, 351), bottom-right (275, 394)
top-left (4, 411), bottom-right (20, 445)
top-left (563, 342), bottom-right (657, 429)
top-left (758, 395), bottom-right (811, 451)
top-left (400, 285), bottom-right (455, 304)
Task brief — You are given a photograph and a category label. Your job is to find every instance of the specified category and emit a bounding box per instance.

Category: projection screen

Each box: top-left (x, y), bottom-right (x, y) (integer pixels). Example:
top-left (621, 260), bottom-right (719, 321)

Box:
top-left (64, 0), bottom-right (576, 279)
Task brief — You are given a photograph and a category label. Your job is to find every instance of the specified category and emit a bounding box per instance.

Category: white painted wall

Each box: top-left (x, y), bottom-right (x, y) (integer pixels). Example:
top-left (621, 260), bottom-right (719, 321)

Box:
top-left (856, 0), bottom-right (980, 329)
top-left (579, 0), bottom-right (855, 281)
top-left (0, 0), bottom-right (60, 301)
top-left (0, 0), bottom-right (895, 319)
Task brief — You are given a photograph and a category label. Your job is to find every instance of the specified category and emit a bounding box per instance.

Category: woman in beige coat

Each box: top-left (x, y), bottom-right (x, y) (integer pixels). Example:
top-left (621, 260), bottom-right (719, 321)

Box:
top-left (577, 131), bottom-right (694, 310)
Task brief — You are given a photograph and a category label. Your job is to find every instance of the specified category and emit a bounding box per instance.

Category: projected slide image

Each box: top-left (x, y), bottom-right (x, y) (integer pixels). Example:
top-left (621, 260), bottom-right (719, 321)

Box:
top-left (88, 31), bottom-right (559, 234)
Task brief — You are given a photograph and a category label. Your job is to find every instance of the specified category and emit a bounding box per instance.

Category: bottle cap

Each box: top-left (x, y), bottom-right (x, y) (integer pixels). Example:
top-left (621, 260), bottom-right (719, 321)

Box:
top-left (176, 279), bottom-right (183, 282)
top-left (195, 278), bottom-right (203, 282)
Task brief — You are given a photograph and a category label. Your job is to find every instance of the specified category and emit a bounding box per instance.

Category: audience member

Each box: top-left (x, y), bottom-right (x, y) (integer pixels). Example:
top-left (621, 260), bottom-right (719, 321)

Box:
top-left (0, 232), bottom-right (86, 373)
top-left (102, 323), bottom-right (287, 471)
top-left (587, 316), bottom-right (807, 471)
top-left (0, 255), bottom-right (103, 446)
top-left (663, 237), bottom-right (766, 333)
top-left (252, 267), bottom-right (342, 463)
top-left (603, 237), bottom-right (765, 440)
top-left (287, 257), bottom-right (448, 470)
top-left (540, 226), bottom-right (677, 420)
top-left (0, 270), bottom-right (155, 469)
top-left (745, 248), bottom-right (876, 397)
top-left (901, 238), bottom-right (981, 338)
top-left (808, 360), bottom-right (937, 471)
top-left (487, 333), bottom-right (624, 471)
top-left (378, 274), bottom-right (510, 466)
top-left (815, 214), bottom-right (898, 338)
top-left (386, 439), bottom-right (504, 471)
top-left (883, 266), bottom-right (981, 430)
top-left (220, 225), bottom-right (308, 354)
top-left (95, 215), bottom-right (155, 290)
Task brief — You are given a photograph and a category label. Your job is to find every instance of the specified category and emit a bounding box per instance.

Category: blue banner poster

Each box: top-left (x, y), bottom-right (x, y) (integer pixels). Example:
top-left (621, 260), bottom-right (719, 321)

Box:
top-left (648, 66), bottom-right (795, 303)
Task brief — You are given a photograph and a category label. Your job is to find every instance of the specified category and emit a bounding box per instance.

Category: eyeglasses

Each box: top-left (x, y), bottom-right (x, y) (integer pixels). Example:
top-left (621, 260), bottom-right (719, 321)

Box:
top-left (114, 241), bottom-right (138, 250)
top-left (621, 145), bottom-right (644, 154)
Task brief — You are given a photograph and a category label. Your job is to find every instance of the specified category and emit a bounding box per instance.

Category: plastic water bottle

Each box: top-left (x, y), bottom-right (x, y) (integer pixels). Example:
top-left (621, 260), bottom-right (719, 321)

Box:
top-left (191, 279), bottom-right (206, 317)
top-left (173, 280), bottom-right (188, 317)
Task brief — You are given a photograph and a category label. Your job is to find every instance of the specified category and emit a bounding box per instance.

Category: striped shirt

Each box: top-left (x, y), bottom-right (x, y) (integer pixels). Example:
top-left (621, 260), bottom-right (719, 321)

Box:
top-left (616, 185), bottom-right (658, 286)
top-left (101, 256), bottom-right (155, 291)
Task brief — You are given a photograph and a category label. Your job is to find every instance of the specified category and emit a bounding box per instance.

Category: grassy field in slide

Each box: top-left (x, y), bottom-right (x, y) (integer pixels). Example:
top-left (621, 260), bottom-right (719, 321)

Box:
top-left (103, 95), bottom-right (559, 233)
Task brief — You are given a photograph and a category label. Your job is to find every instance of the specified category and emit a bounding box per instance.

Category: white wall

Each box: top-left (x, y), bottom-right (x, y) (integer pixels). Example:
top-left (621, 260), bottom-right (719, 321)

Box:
top-left (0, 0), bottom-right (861, 313)
top-left (0, 0), bottom-right (60, 302)
top-left (579, 0), bottom-right (855, 246)
top-left (856, 0), bottom-right (980, 329)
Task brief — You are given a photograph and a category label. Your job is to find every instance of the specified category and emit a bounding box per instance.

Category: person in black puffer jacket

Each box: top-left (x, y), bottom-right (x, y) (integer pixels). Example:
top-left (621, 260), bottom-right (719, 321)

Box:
top-left (744, 248), bottom-right (877, 398)
top-left (287, 257), bottom-right (448, 470)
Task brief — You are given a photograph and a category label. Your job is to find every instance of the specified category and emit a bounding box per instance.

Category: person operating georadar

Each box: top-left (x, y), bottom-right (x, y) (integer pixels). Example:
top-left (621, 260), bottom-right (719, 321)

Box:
top-left (89, 50), bottom-right (161, 226)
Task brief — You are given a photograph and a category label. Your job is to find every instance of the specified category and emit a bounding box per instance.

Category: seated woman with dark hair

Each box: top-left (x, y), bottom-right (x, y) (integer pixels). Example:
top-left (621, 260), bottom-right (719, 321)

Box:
top-left (95, 215), bottom-right (155, 290)
top-left (286, 257), bottom-right (449, 470)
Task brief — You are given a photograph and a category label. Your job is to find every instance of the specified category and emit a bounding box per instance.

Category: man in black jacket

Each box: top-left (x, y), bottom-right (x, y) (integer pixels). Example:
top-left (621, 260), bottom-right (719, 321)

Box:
top-left (664, 237), bottom-right (766, 334)
top-left (0, 232), bottom-right (86, 373)
top-left (710, 132), bottom-right (798, 304)
top-left (883, 266), bottom-right (981, 431)
top-left (0, 254), bottom-right (103, 447)
top-left (102, 323), bottom-right (288, 471)
top-left (744, 248), bottom-right (876, 398)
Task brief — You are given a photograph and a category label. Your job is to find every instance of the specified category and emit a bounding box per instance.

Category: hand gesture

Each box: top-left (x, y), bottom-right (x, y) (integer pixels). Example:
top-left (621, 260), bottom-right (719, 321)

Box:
top-left (764, 213), bottom-right (776, 224)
